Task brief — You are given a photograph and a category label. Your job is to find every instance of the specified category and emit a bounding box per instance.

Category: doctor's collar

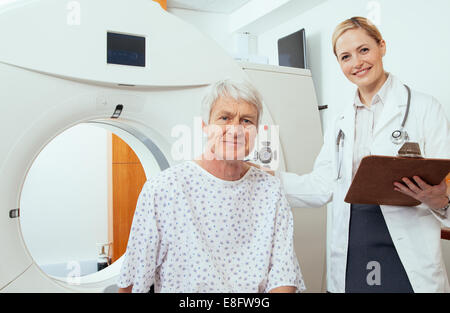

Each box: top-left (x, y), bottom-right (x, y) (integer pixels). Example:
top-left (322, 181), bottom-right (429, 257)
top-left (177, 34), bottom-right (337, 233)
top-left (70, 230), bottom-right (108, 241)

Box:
top-left (353, 72), bottom-right (393, 108)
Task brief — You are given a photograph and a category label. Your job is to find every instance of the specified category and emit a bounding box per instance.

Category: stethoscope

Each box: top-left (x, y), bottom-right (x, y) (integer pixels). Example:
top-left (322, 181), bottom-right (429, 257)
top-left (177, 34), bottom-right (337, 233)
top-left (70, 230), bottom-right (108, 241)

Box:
top-left (391, 84), bottom-right (411, 145)
top-left (336, 84), bottom-right (412, 179)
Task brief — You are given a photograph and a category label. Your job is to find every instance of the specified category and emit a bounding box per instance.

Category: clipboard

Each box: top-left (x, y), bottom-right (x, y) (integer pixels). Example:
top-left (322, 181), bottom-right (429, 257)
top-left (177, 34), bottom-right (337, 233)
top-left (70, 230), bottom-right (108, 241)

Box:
top-left (345, 155), bottom-right (450, 206)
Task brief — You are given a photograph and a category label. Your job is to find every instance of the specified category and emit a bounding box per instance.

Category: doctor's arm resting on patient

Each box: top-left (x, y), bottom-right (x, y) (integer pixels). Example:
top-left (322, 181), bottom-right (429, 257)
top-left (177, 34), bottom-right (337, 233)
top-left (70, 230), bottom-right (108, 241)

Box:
top-left (248, 123), bottom-right (336, 209)
top-left (271, 125), bottom-right (336, 209)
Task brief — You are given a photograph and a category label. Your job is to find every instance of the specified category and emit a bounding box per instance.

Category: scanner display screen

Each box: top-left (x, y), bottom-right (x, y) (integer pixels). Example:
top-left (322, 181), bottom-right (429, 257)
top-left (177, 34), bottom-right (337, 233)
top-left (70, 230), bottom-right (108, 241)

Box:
top-left (107, 32), bottom-right (145, 67)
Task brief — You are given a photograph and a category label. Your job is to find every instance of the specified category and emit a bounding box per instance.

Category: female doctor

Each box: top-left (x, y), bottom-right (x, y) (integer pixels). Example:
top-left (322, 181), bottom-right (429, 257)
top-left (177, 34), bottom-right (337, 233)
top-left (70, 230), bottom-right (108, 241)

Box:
top-left (278, 17), bottom-right (450, 293)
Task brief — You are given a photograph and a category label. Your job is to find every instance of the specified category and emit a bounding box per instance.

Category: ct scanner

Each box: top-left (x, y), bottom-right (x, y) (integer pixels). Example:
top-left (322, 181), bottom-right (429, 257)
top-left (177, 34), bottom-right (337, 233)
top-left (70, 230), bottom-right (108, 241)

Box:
top-left (0, 0), bottom-right (326, 292)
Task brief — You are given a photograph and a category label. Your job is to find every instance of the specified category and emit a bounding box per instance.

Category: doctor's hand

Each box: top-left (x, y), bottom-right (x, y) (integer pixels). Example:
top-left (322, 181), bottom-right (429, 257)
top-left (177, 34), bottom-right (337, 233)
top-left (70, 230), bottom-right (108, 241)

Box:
top-left (393, 176), bottom-right (449, 210)
top-left (246, 162), bottom-right (275, 176)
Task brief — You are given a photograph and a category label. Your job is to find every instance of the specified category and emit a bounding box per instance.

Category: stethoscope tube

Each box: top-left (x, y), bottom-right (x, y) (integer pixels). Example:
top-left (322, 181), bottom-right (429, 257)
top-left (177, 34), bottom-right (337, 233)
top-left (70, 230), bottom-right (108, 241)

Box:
top-left (401, 84), bottom-right (411, 129)
top-left (390, 84), bottom-right (411, 145)
top-left (336, 130), bottom-right (345, 179)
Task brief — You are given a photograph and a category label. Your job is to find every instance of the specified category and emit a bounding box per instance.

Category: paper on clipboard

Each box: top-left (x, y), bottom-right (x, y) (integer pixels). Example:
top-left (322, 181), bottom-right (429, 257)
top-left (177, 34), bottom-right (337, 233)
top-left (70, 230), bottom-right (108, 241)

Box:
top-left (344, 155), bottom-right (450, 206)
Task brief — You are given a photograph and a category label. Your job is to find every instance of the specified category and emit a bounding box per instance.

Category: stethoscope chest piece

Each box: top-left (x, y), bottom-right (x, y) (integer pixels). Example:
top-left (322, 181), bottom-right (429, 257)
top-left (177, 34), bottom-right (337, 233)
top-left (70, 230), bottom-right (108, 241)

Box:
top-left (391, 128), bottom-right (408, 145)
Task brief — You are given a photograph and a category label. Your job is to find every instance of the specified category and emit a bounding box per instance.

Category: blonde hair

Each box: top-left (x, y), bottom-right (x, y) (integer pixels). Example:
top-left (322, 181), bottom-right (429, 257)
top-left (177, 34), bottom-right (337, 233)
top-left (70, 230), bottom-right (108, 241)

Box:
top-left (332, 17), bottom-right (383, 56)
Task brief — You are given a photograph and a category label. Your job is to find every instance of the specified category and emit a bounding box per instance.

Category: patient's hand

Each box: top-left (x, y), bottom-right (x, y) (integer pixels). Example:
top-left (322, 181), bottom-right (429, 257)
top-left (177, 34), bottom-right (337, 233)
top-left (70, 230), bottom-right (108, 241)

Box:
top-left (269, 286), bottom-right (296, 293)
top-left (118, 285), bottom-right (133, 293)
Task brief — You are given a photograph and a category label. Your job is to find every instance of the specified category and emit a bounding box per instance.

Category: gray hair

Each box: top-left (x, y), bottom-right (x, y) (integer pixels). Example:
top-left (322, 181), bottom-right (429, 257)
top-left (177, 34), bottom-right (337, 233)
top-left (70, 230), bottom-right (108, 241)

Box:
top-left (201, 79), bottom-right (263, 125)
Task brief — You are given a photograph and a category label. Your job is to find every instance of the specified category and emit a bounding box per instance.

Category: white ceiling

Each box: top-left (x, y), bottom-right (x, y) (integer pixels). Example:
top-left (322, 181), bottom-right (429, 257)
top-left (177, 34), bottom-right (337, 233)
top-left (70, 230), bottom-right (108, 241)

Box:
top-left (167, 0), bottom-right (251, 14)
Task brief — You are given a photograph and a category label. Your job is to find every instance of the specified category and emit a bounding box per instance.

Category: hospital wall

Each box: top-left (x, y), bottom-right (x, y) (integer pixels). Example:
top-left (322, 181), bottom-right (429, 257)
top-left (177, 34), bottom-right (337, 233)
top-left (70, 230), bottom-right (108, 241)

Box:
top-left (168, 8), bottom-right (234, 55)
top-left (257, 0), bottom-right (450, 131)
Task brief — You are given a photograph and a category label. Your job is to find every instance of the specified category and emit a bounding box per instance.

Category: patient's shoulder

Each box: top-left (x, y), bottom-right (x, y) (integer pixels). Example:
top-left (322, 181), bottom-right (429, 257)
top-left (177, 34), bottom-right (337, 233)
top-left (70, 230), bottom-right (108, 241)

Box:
top-left (141, 161), bottom-right (192, 191)
top-left (249, 166), bottom-right (281, 188)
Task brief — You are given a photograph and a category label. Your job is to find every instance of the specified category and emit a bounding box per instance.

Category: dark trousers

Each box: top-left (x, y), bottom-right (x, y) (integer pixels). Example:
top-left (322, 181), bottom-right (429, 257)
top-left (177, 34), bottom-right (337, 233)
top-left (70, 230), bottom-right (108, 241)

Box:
top-left (345, 204), bottom-right (414, 293)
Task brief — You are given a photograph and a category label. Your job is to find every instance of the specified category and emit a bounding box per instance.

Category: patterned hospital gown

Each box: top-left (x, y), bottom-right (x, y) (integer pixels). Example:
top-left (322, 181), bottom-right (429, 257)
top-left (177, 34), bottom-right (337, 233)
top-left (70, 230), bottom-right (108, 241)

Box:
top-left (117, 161), bottom-right (305, 293)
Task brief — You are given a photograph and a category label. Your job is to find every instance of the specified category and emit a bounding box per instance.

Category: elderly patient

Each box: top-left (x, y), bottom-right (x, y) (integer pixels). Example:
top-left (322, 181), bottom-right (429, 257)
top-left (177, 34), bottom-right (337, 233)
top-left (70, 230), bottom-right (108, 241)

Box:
top-left (117, 79), bottom-right (305, 293)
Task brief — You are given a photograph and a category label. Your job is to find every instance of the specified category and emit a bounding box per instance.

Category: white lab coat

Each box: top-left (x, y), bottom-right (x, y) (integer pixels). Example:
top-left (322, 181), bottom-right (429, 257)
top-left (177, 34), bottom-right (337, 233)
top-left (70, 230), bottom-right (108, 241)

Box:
top-left (279, 74), bottom-right (450, 293)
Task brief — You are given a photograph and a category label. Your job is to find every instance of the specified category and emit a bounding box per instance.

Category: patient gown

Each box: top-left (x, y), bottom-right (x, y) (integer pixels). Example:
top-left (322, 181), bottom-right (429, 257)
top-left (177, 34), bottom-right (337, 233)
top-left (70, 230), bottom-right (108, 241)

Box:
top-left (117, 161), bottom-right (304, 293)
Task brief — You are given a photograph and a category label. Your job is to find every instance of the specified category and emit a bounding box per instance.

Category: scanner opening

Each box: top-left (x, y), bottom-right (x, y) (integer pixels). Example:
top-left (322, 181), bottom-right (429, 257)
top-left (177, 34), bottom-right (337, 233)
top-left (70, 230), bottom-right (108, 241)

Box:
top-left (18, 121), bottom-right (169, 286)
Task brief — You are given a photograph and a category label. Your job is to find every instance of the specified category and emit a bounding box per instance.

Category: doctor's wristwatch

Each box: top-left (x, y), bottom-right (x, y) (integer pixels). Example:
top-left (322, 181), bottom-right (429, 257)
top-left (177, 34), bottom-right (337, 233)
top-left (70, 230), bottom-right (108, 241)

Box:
top-left (435, 195), bottom-right (450, 218)
top-left (444, 195), bottom-right (450, 211)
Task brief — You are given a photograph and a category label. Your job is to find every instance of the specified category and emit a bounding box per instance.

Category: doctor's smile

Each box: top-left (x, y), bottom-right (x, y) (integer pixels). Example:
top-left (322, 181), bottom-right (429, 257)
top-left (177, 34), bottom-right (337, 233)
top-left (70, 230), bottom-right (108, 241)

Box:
top-left (353, 66), bottom-right (372, 77)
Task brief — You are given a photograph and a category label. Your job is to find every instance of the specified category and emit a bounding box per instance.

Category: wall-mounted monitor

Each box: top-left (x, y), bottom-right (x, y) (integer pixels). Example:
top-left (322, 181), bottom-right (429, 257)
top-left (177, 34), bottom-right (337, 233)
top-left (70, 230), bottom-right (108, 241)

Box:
top-left (277, 29), bottom-right (307, 69)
